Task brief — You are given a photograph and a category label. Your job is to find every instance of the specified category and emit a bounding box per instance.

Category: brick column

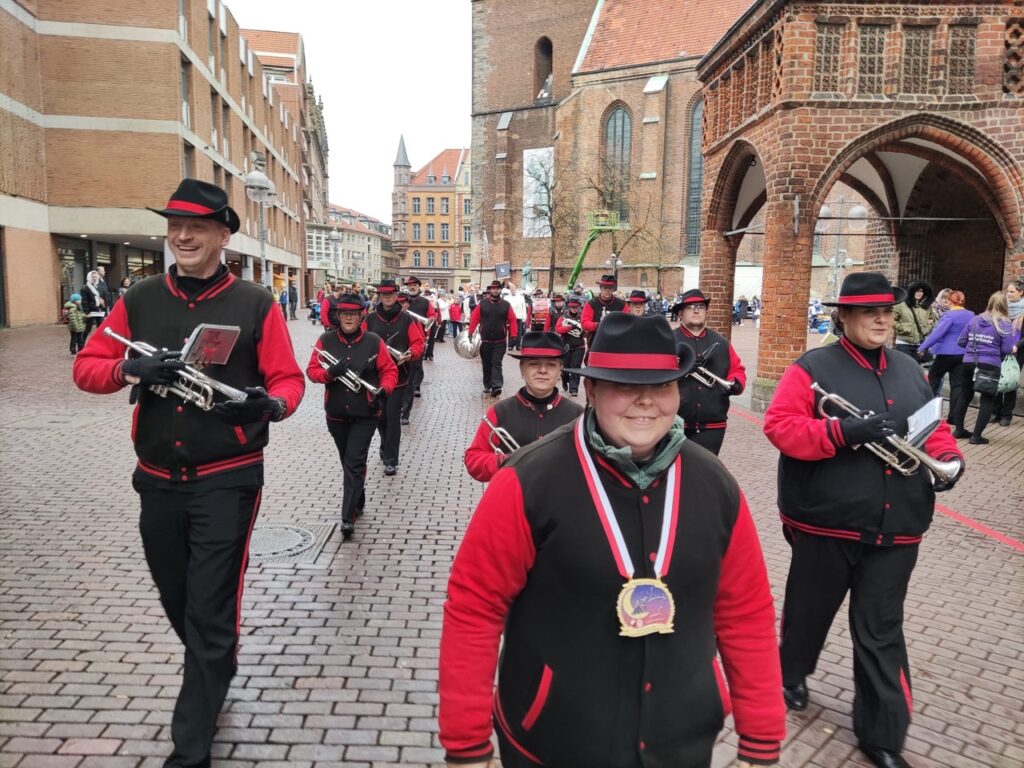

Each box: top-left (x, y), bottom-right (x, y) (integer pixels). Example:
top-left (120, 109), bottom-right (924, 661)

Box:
top-left (753, 198), bottom-right (814, 411)
top-left (699, 230), bottom-right (738, 338)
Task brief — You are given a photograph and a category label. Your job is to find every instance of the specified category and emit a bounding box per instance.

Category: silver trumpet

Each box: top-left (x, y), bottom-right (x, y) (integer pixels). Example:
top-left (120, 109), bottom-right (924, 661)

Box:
top-left (561, 316), bottom-right (584, 338)
top-left (810, 382), bottom-right (963, 484)
top-left (482, 415), bottom-right (520, 455)
top-left (104, 328), bottom-right (248, 411)
top-left (386, 344), bottom-right (410, 365)
top-left (406, 309), bottom-right (435, 333)
top-left (312, 345), bottom-right (381, 395)
top-left (688, 365), bottom-right (734, 392)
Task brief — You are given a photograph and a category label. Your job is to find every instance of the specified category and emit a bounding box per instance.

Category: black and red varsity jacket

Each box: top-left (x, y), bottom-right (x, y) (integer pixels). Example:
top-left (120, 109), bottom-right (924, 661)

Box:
top-left (763, 337), bottom-right (963, 544)
top-left (581, 295), bottom-right (626, 334)
top-left (675, 326), bottom-right (746, 430)
top-left (468, 296), bottom-right (516, 342)
top-left (555, 310), bottom-right (587, 350)
top-left (464, 388), bottom-right (583, 482)
top-left (306, 328), bottom-right (398, 420)
top-left (73, 267), bottom-right (304, 483)
top-left (363, 305), bottom-right (425, 388)
top-left (441, 424), bottom-right (785, 767)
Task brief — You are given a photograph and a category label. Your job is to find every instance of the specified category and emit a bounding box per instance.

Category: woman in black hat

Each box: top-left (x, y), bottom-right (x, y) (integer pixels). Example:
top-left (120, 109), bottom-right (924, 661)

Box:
top-left (464, 331), bottom-right (583, 482)
top-left (763, 272), bottom-right (964, 768)
top-left (441, 313), bottom-right (785, 768)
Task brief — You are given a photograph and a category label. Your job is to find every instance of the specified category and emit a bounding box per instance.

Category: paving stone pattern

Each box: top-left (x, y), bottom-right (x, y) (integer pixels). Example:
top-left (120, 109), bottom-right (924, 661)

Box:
top-left (0, 320), bottom-right (1021, 768)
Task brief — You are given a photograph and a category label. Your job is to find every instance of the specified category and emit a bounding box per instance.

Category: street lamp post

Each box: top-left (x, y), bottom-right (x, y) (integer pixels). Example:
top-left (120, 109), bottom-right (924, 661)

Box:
top-left (243, 152), bottom-right (277, 287)
top-left (818, 197), bottom-right (867, 300)
top-left (605, 255), bottom-right (624, 284)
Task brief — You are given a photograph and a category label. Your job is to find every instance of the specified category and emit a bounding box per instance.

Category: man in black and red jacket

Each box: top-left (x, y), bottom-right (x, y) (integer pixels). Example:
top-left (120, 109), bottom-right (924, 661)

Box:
top-left (581, 273), bottom-right (626, 336)
top-left (464, 331), bottom-right (583, 482)
top-left (764, 272), bottom-right (964, 768)
top-left (320, 282), bottom-right (343, 331)
top-left (363, 279), bottom-right (425, 474)
top-left (73, 179), bottom-right (305, 768)
top-left (441, 313), bottom-right (785, 768)
top-left (468, 280), bottom-right (517, 397)
top-left (308, 293), bottom-right (398, 539)
top-left (553, 295), bottom-right (586, 396)
top-left (675, 289), bottom-right (747, 456)
top-left (402, 276), bottom-right (435, 417)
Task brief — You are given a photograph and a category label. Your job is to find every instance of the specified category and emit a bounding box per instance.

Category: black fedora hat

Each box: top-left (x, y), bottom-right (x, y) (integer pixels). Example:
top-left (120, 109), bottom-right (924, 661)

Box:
top-left (487, 280), bottom-right (503, 290)
top-left (598, 274), bottom-right (617, 287)
top-left (404, 276), bottom-right (422, 286)
top-left (566, 314), bottom-right (693, 384)
top-left (376, 279), bottom-right (399, 294)
top-left (823, 272), bottom-right (907, 307)
top-left (148, 178), bottom-right (240, 234)
top-left (509, 331), bottom-right (565, 360)
top-left (335, 293), bottom-right (365, 312)
top-left (677, 289), bottom-right (710, 307)
top-left (627, 290), bottom-right (647, 304)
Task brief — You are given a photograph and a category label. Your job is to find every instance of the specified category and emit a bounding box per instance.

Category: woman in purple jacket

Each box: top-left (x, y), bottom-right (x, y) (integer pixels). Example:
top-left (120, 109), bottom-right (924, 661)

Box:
top-left (918, 290), bottom-right (972, 400)
top-left (950, 291), bottom-right (1018, 444)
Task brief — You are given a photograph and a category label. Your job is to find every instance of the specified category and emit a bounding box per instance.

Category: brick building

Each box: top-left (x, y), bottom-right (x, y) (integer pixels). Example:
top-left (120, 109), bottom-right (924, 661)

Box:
top-left (0, 0), bottom-right (318, 327)
top-left (305, 204), bottom-right (389, 288)
top-left (391, 138), bottom-right (473, 291)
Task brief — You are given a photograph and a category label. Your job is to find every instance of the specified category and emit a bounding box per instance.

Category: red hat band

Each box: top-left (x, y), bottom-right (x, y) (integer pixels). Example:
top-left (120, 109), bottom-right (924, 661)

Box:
top-left (838, 293), bottom-right (894, 305)
top-left (587, 352), bottom-right (679, 371)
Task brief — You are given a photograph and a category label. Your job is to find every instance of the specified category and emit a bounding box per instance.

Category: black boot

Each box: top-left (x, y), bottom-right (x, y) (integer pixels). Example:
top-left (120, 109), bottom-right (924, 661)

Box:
top-left (340, 520), bottom-right (355, 540)
top-left (782, 680), bottom-right (808, 711)
top-left (858, 744), bottom-right (910, 768)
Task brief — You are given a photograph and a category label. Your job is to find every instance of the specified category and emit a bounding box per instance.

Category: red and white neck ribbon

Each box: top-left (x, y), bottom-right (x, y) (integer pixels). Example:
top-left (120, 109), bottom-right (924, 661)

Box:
top-left (574, 417), bottom-right (681, 579)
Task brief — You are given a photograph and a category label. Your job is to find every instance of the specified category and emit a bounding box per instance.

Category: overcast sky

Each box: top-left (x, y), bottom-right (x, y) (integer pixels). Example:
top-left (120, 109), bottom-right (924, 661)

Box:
top-left (226, 0), bottom-right (472, 224)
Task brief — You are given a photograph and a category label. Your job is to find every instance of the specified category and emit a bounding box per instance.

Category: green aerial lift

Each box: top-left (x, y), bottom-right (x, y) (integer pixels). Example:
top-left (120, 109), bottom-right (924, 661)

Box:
top-left (565, 210), bottom-right (627, 290)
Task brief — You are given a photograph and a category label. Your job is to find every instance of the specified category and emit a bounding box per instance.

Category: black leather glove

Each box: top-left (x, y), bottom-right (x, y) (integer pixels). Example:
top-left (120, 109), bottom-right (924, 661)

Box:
top-left (932, 458), bottom-right (965, 493)
top-left (121, 351), bottom-right (186, 385)
top-left (327, 359), bottom-right (350, 380)
top-left (729, 379), bottom-right (743, 395)
top-left (212, 386), bottom-right (286, 426)
top-left (371, 387), bottom-right (387, 406)
top-left (840, 413), bottom-right (896, 446)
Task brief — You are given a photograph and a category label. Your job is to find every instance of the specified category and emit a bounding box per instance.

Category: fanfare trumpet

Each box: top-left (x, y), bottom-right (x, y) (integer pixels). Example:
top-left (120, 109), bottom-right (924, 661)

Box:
top-left (810, 382), bottom-right (963, 485)
top-left (312, 345), bottom-right (381, 395)
top-left (688, 365), bottom-right (733, 392)
top-left (561, 317), bottom-right (584, 332)
top-left (482, 415), bottom-right (520, 456)
top-left (406, 309), bottom-right (434, 333)
top-left (104, 328), bottom-right (249, 411)
top-left (386, 344), bottom-right (410, 365)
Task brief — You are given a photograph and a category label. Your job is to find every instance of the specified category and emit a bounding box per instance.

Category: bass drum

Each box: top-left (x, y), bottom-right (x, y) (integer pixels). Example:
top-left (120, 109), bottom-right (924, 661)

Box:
top-left (455, 328), bottom-right (482, 359)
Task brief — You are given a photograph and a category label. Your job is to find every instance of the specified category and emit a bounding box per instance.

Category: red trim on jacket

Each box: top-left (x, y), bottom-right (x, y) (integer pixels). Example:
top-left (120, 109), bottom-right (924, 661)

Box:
top-left (494, 695), bottom-right (544, 764)
top-left (136, 459), bottom-right (172, 479)
top-left (196, 450), bottom-right (265, 477)
top-left (374, 339), bottom-right (399, 395)
top-left (234, 489), bottom-right (261, 660)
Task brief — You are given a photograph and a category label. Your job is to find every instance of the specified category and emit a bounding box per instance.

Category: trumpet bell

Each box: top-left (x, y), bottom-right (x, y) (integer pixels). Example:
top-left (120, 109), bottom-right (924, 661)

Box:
top-left (455, 329), bottom-right (482, 359)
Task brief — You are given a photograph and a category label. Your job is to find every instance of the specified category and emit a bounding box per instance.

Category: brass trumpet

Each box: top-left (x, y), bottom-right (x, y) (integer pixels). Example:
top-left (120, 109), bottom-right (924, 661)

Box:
top-left (312, 345), bottom-right (381, 395)
top-left (406, 309), bottom-right (434, 333)
top-left (810, 382), bottom-right (963, 484)
top-left (688, 365), bottom-right (734, 392)
top-left (104, 328), bottom-right (248, 411)
top-left (482, 415), bottom-right (520, 455)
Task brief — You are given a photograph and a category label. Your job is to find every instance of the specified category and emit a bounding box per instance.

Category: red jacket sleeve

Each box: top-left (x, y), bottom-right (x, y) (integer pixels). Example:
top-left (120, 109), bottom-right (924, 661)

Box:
top-left (506, 305), bottom-right (517, 332)
top-left (257, 306), bottom-right (304, 417)
top-left (763, 364), bottom-right (841, 460)
top-left (375, 340), bottom-right (398, 394)
top-left (467, 304), bottom-right (482, 336)
top-left (439, 468), bottom-right (536, 763)
top-left (306, 338), bottom-right (331, 384)
top-left (464, 406), bottom-right (502, 482)
top-left (72, 300), bottom-right (131, 393)
top-left (407, 320), bottom-right (426, 360)
top-left (714, 493), bottom-right (786, 765)
top-left (543, 314), bottom-right (552, 331)
top-left (320, 298), bottom-right (331, 328)
top-left (727, 344), bottom-right (747, 393)
top-left (581, 302), bottom-right (598, 333)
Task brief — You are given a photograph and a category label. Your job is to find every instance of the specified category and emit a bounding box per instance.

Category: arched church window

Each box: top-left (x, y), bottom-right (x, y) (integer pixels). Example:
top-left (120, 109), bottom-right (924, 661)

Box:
top-left (684, 100), bottom-right (704, 259)
top-left (535, 37), bottom-right (553, 100)
top-left (604, 106), bottom-right (631, 222)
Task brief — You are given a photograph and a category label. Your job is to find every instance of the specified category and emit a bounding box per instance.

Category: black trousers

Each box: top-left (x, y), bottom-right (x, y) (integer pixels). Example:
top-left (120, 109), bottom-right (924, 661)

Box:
top-left (562, 346), bottom-right (585, 392)
top-left (376, 386), bottom-right (404, 465)
top-left (480, 340), bottom-right (506, 390)
top-left (402, 360), bottom-right (424, 419)
top-left (781, 530), bottom-right (918, 751)
top-left (949, 362), bottom-right (998, 438)
top-left (434, 320), bottom-right (448, 341)
top-left (425, 328), bottom-right (437, 359)
top-left (327, 417), bottom-right (377, 523)
top-left (69, 330), bottom-right (86, 353)
top-left (135, 483), bottom-right (262, 768)
top-left (927, 354), bottom-right (962, 400)
top-left (684, 426), bottom-right (726, 456)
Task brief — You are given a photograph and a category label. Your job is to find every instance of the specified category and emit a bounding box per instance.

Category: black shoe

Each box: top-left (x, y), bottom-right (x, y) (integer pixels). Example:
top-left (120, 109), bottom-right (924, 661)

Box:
top-left (482, 388), bottom-right (492, 395)
top-left (437, 339), bottom-right (446, 343)
top-left (384, 465), bottom-right (397, 476)
top-left (782, 681), bottom-right (808, 711)
top-left (491, 388), bottom-right (502, 397)
top-left (400, 416), bottom-right (410, 426)
top-left (858, 744), bottom-right (910, 768)
top-left (968, 436), bottom-right (989, 445)
top-left (414, 390), bottom-right (421, 397)
top-left (990, 414), bottom-right (1001, 424)
top-left (951, 428), bottom-right (971, 439)
top-left (340, 521), bottom-right (355, 540)
top-left (1000, 417), bottom-right (1012, 427)
top-left (569, 390), bottom-right (578, 397)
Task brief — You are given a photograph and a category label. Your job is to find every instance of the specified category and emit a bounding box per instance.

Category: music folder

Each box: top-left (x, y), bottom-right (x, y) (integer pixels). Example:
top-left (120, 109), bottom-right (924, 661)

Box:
top-left (180, 323), bottom-right (242, 368)
top-left (906, 397), bottom-right (943, 447)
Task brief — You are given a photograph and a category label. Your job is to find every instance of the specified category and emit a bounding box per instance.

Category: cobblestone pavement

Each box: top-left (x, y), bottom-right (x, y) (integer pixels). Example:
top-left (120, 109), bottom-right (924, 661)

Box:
top-left (1, 318), bottom-right (1021, 768)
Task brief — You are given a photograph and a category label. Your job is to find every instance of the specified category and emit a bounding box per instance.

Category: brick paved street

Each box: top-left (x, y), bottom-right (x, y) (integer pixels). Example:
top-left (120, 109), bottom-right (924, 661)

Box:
top-left (1, 319), bottom-right (1022, 768)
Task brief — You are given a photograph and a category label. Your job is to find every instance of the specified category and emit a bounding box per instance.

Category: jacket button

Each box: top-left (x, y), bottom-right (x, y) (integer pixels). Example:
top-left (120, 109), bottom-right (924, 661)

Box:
top-left (180, 475), bottom-right (188, 481)
top-left (644, 682), bottom-right (652, 692)
top-left (188, 302), bottom-right (196, 309)
top-left (885, 503), bottom-right (891, 509)
top-left (640, 741), bottom-right (646, 751)
top-left (538, 413), bottom-right (544, 419)
top-left (174, 441), bottom-right (182, 447)
top-left (887, 399), bottom-right (894, 405)
top-left (649, 552), bottom-right (656, 562)
top-left (885, 469), bottom-right (892, 476)
top-left (641, 495), bottom-right (649, 504)
top-left (176, 406), bottom-right (184, 413)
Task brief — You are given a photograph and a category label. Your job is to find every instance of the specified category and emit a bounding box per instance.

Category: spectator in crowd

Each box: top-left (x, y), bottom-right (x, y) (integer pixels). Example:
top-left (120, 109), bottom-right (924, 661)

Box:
top-left (992, 280), bottom-right (1024, 426)
top-left (288, 281), bottom-right (298, 320)
top-left (278, 283), bottom-right (289, 319)
top-left (932, 288), bottom-right (952, 320)
top-left (80, 270), bottom-right (107, 338)
top-left (64, 293), bottom-right (87, 355)
top-left (448, 297), bottom-right (463, 338)
top-left (919, 290), bottom-right (972, 400)
top-left (95, 265), bottom-right (113, 308)
top-left (114, 276), bottom-right (133, 305)
top-left (892, 281), bottom-right (936, 359)
top-left (506, 285), bottom-right (528, 350)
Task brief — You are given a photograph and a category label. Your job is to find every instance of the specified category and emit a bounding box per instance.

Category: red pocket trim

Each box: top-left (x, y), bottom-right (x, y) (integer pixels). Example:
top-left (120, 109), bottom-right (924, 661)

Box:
top-left (521, 664), bottom-right (553, 731)
top-left (233, 426), bottom-right (248, 445)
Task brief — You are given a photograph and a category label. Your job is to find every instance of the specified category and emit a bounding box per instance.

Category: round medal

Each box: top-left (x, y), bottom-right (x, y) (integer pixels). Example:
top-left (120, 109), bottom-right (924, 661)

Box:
top-left (616, 578), bottom-right (676, 637)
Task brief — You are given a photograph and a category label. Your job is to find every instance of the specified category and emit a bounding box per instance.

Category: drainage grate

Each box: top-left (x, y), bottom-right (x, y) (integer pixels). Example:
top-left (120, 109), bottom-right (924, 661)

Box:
top-left (249, 523), bottom-right (334, 565)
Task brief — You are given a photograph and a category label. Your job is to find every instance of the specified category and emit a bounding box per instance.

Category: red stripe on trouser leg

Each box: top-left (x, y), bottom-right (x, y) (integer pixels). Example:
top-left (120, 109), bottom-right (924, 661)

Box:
top-left (899, 666), bottom-right (912, 714)
top-left (235, 489), bottom-right (262, 661)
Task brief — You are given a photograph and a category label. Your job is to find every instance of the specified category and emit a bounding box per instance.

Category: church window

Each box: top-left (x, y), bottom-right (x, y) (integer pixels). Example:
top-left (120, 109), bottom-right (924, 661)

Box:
top-left (684, 100), bottom-right (704, 260)
top-left (535, 37), bottom-right (553, 101)
top-left (604, 106), bottom-right (632, 222)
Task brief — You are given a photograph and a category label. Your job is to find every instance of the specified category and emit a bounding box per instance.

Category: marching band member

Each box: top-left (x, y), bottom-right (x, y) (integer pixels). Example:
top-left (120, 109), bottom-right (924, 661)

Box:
top-left (73, 179), bottom-right (305, 768)
top-left (441, 313), bottom-right (785, 768)
top-left (307, 292), bottom-right (398, 539)
top-left (467, 280), bottom-right (517, 397)
top-left (464, 332), bottom-right (583, 483)
top-left (542, 293), bottom-right (565, 331)
top-left (402, 276), bottom-right (435, 416)
top-left (554, 295), bottom-right (586, 396)
top-left (674, 289), bottom-right (746, 456)
top-left (626, 289), bottom-right (648, 316)
top-left (320, 281), bottom-right (343, 331)
top-left (763, 273), bottom-right (964, 768)
top-left (529, 288), bottom-right (550, 332)
top-left (581, 273), bottom-right (625, 335)
top-left (364, 279), bottom-right (425, 474)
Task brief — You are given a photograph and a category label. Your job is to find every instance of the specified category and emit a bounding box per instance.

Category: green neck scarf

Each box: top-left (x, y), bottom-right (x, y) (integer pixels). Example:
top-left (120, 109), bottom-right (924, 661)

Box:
top-left (585, 409), bottom-right (686, 490)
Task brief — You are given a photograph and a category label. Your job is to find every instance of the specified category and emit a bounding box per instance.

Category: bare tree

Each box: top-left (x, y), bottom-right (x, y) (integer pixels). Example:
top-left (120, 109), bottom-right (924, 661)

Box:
top-left (522, 151), bottom-right (581, 295)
